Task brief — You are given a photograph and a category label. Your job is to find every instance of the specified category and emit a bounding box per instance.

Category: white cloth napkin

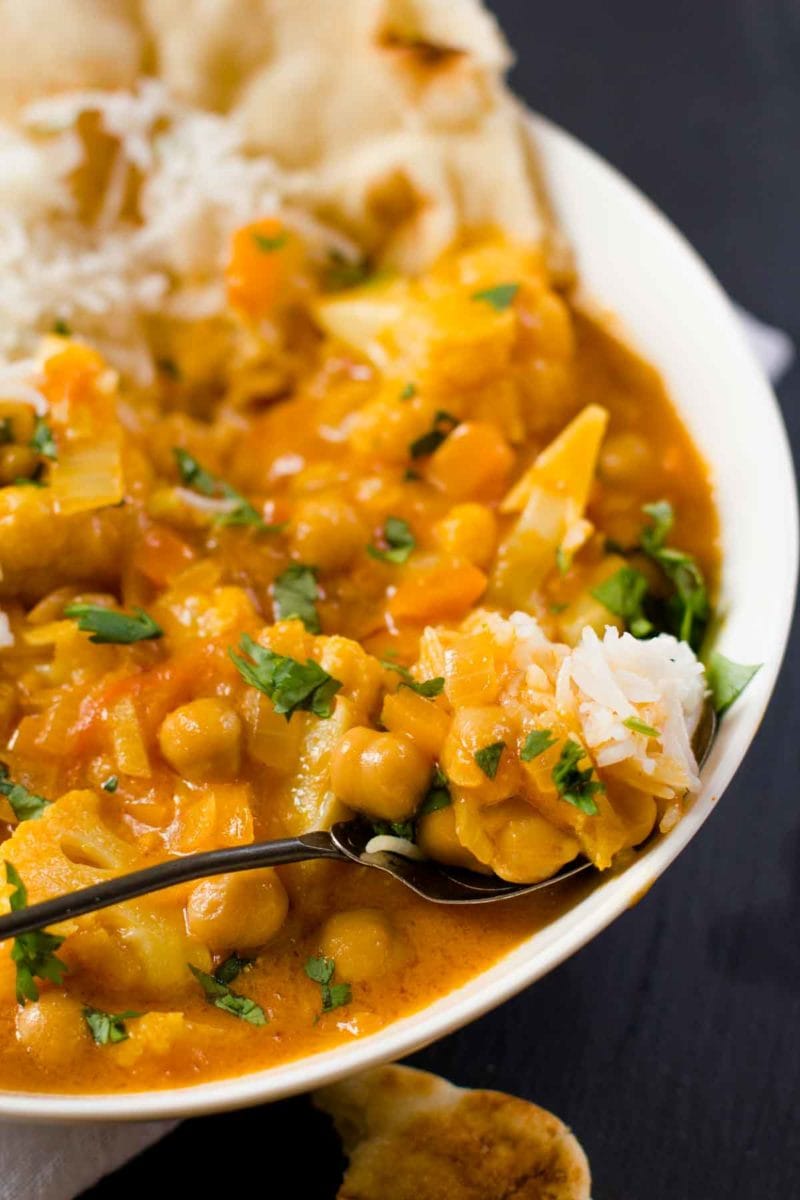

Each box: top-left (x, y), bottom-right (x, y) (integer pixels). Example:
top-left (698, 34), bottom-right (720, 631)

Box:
top-left (0, 305), bottom-right (793, 1200)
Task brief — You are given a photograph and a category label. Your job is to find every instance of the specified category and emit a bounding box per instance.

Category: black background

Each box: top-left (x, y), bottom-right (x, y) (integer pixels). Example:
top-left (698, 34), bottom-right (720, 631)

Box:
top-left (84, 3), bottom-right (800, 1196)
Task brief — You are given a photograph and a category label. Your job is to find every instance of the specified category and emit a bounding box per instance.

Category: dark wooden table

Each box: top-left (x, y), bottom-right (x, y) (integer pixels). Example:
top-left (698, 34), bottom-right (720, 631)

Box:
top-left (85, 3), bottom-right (800, 1195)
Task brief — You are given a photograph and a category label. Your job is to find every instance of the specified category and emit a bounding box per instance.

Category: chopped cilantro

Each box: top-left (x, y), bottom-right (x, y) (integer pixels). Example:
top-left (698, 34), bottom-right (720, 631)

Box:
top-left (639, 500), bottom-right (709, 649)
top-left (64, 604), bottom-right (163, 645)
top-left (30, 419), bottom-right (57, 462)
top-left (419, 766), bottom-right (451, 815)
top-left (371, 818), bottom-right (415, 841)
top-left (399, 382), bottom-right (417, 400)
top-left (0, 764), bottom-right (49, 821)
top-left (230, 633), bottom-right (342, 720)
top-left (252, 230), bottom-right (288, 253)
top-left (189, 964), bottom-right (267, 1025)
top-left (471, 282), bottom-right (519, 311)
top-left (214, 952), bottom-right (254, 986)
top-left (409, 410), bottom-right (458, 459)
top-left (706, 652), bottom-right (761, 715)
top-left (552, 740), bottom-right (604, 815)
top-left (157, 357), bottom-right (181, 380)
top-left (623, 716), bottom-right (660, 738)
top-left (101, 776), bottom-right (119, 793)
top-left (324, 251), bottom-right (374, 291)
top-left (83, 1006), bottom-right (140, 1045)
top-left (5, 862), bottom-right (67, 1004)
top-left (381, 660), bottom-right (444, 697)
top-left (273, 564), bottom-right (321, 634)
top-left (52, 318), bottom-right (71, 336)
top-left (304, 956), bottom-right (352, 1016)
top-left (367, 516), bottom-right (416, 564)
top-left (173, 447), bottom-right (281, 531)
top-left (591, 565), bottom-right (653, 638)
top-left (520, 729), bottom-right (557, 761)
top-left (474, 741), bottom-right (506, 780)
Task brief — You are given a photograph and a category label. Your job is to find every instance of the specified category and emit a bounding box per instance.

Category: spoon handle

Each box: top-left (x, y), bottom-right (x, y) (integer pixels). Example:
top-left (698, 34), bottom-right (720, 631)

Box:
top-left (0, 832), bottom-right (343, 943)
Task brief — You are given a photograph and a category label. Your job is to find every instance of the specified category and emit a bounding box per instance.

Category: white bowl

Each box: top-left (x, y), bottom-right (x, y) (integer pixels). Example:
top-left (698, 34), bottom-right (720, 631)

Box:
top-left (4, 112), bottom-right (796, 1122)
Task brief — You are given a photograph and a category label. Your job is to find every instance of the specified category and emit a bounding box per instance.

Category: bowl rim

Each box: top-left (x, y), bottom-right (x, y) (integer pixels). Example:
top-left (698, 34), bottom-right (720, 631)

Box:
top-left (3, 110), bottom-right (796, 1123)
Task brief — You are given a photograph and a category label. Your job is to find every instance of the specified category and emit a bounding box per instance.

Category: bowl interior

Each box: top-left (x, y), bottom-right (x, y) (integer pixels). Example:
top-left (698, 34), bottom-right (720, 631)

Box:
top-left (4, 112), bottom-right (797, 1122)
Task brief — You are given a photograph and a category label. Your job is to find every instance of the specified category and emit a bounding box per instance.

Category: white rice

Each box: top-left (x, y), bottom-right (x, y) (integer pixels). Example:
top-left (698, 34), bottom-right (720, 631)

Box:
top-left (363, 835), bottom-right (424, 861)
top-left (0, 80), bottom-right (352, 384)
top-left (555, 625), bottom-right (706, 794)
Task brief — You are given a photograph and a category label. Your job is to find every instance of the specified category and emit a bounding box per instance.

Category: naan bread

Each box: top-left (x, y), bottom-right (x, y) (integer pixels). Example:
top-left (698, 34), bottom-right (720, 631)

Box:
top-left (0, 0), bottom-right (142, 121)
top-left (0, 0), bottom-right (564, 276)
top-left (315, 1064), bottom-right (591, 1200)
top-left (147, 0), bottom-right (556, 271)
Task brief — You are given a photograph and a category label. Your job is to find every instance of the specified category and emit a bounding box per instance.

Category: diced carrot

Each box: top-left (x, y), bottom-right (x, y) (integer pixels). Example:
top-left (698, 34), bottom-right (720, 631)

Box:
top-left (225, 219), bottom-right (304, 320)
top-left (381, 688), bottom-right (450, 759)
top-left (389, 563), bottom-right (487, 624)
top-left (133, 525), bottom-right (195, 587)
top-left (426, 422), bottom-right (515, 501)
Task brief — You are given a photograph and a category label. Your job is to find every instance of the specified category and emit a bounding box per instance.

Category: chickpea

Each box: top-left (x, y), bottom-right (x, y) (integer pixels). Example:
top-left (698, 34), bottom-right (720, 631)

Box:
top-left (290, 494), bottom-right (366, 572)
top-left (158, 698), bottom-right (242, 781)
top-left (417, 805), bottom-right (488, 872)
top-left (16, 993), bottom-right (89, 1070)
top-left (330, 727), bottom-right (431, 822)
top-left (0, 444), bottom-right (39, 486)
top-left (186, 868), bottom-right (288, 954)
top-left (433, 503), bottom-right (497, 569)
top-left (320, 909), bottom-right (396, 981)
top-left (599, 431), bottom-right (653, 485)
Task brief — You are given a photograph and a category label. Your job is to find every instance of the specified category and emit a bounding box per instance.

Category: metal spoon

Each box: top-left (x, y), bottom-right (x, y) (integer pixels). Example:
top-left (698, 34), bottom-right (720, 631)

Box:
top-left (0, 703), bottom-right (716, 939)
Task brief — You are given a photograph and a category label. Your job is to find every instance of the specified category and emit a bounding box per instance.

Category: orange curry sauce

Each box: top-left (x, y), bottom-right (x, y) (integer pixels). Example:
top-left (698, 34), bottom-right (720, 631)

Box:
top-left (0, 233), bottom-right (717, 1092)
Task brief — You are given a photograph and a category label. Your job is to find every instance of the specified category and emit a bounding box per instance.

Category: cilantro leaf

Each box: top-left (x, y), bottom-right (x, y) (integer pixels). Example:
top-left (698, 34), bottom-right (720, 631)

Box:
top-left (409, 411), bottom-right (458, 459)
top-left (640, 500), bottom-right (674, 552)
top-left (83, 1006), bottom-right (140, 1045)
top-left (591, 566), bottom-right (653, 638)
top-left (623, 716), bottom-right (660, 738)
top-left (101, 776), bottom-right (119, 793)
top-left (367, 516), bottom-right (416, 564)
top-left (520, 729), bottom-right (557, 761)
top-left (64, 604), bottom-right (163, 645)
top-left (304, 956), bottom-right (352, 1016)
top-left (639, 501), bottom-right (709, 649)
top-left (230, 634), bottom-right (342, 720)
top-left (30, 419), bottom-right (57, 461)
top-left (706, 652), bottom-right (761, 715)
top-left (52, 318), bottom-right (71, 336)
top-left (552, 740), bottom-right (604, 815)
top-left (304, 956), bottom-right (334, 985)
top-left (372, 818), bottom-right (415, 840)
top-left (173, 447), bottom-right (280, 531)
top-left (157, 357), bottom-right (181, 380)
top-left (189, 963), bottom-right (267, 1025)
top-left (214, 953), bottom-right (254, 986)
top-left (273, 564), bottom-right (321, 633)
top-left (0, 763), bottom-right (49, 821)
top-left (419, 766), bottom-right (451, 815)
top-left (324, 251), bottom-right (375, 291)
top-left (5, 862), bottom-right (67, 1004)
top-left (381, 660), bottom-right (444, 696)
top-left (474, 741), bottom-right (506, 780)
top-left (399, 382), bottom-right (417, 400)
top-left (471, 282), bottom-right (519, 311)
top-left (252, 230), bottom-right (288, 253)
